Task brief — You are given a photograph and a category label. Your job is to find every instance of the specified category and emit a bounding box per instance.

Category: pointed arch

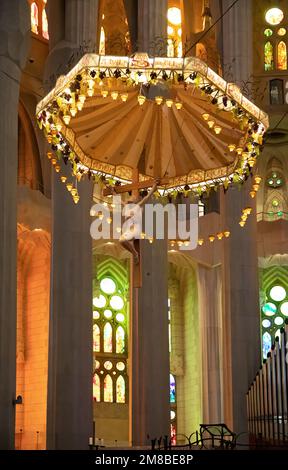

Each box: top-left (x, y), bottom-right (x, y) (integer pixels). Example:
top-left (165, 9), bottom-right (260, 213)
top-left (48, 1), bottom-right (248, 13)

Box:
top-left (116, 375), bottom-right (125, 403)
top-left (265, 41), bottom-right (274, 70)
top-left (31, 2), bottom-right (39, 34)
top-left (93, 373), bottom-right (100, 401)
top-left (277, 41), bottom-right (287, 69)
top-left (104, 374), bottom-right (113, 402)
top-left (116, 326), bottom-right (125, 353)
top-left (103, 322), bottom-right (113, 352)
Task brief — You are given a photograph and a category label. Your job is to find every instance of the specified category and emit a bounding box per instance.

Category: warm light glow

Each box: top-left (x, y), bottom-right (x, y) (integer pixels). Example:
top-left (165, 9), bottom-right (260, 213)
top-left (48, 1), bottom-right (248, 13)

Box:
top-left (167, 26), bottom-right (174, 35)
top-left (166, 99), bottom-right (173, 108)
top-left (202, 113), bottom-right (210, 121)
top-left (99, 27), bottom-right (106, 55)
top-left (138, 95), bottom-right (146, 105)
top-left (155, 96), bottom-right (163, 105)
top-left (66, 183), bottom-right (73, 192)
top-left (208, 120), bottom-right (215, 129)
top-left (214, 126), bottom-right (222, 135)
top-left (111, 91), bottom-right (119, 100)
top-left (101, 90), bottom-right (109, 98)
top-left (228, 144), bottom-right (236, 152)
top-left (224, 231), bottom-right (230, 238)
top-left (175, 102), bottom-right (183, 110)
top-left (198, 239), bottom-right (204, 246)
top-left (209, 235), bottom-right (215, 242)
top-left (63, 115), bottom-right (71, 125)
top-left (31, 2), bottom-right (39, 34)
top-left (61, 176), bottom-right (67, 183)
top-left (167, 7), bottom-right (182, 26)
top-left (120, 93), bottom-right (128, 102)
top-left (254, 176), bottom-right (262, 184)
top-left (265, 8), bottom-right (284, 26)
top-left (42, 8), bottom-right (49, 40)
top-left (278, 27), bottom-right (286, 36)
top-left (250, 190), bottom-right (256, 198)
top-left (217, 232), bottom-right (223, 240)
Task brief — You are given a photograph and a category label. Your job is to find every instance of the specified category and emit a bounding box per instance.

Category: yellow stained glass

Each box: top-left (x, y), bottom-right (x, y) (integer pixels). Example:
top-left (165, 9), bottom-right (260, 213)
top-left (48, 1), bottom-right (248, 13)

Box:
top-left (116, 375), bottom-right (125, 403)
top-left (277, 41), bottom-right (287, 70)
top-left (278, 28), bottom-right (286, 36)
top-left (99, 27), bottom-right (105, 55)
top-left (265, 41), bottom-right (274, 71)
top-left (116, 326), bottom-right (125, 353)
top-left (42, 9), bottom-right (49, 40)
top-left (31, 2), bottom-right (39, 34)
top-left (104, 374), bottom-right (113, 402)
top-left (93, 324), bottom-right (100, 352)
top-left (93, 374), bottom-right (100, 401)
top-left (104, 322), bottom-right (113, 352)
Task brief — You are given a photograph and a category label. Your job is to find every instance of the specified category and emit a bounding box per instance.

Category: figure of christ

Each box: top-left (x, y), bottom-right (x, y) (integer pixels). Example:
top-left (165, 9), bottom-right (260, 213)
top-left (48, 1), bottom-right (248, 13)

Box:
top-left (105, 179), bottom-right (159, 264)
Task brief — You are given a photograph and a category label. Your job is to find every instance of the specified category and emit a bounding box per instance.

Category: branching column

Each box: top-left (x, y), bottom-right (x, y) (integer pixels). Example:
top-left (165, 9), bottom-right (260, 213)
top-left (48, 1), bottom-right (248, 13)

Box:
top-left (45, 0), bottom-right (98, 450)
top-left (0, 0), bottom-right (30, 449)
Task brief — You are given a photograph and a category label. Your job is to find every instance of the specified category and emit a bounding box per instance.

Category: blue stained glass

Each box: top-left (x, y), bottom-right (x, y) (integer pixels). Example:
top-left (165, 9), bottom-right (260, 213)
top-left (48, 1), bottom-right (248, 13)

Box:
top-left (262, 332), bottom-right (272, 358)
top-left (262, 302), bottom-right (277, 316)
top-left (170, 374), bottom-right (176, 403)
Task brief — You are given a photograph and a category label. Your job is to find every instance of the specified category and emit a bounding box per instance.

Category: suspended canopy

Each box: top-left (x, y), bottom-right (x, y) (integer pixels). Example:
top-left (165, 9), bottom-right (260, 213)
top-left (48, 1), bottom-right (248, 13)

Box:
top-left (36, 53), bottom-right (269, 200)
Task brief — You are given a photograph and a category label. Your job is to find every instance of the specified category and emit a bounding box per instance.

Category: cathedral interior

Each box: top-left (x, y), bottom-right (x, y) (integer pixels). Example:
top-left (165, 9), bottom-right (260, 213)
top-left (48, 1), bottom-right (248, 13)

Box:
top-left (1, 0), bottom-right (288, 451)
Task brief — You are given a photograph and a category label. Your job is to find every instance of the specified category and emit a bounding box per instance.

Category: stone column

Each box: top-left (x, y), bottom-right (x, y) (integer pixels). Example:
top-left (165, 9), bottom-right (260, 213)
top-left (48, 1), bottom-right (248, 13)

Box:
top-left (197, 265), bottom-right (223, 423)
top-left (45, 0), bottom-right (97, 450)
top-left (221, 183), bottom-right (261, 435)
top-left (0, 0), bottom-right (30, 450)
top-left (137, 0), bottom-right (168, 56)
top-left (221, 0), bottom-right (253, 84)
top-left (129, 240), bottom-right (170, 446)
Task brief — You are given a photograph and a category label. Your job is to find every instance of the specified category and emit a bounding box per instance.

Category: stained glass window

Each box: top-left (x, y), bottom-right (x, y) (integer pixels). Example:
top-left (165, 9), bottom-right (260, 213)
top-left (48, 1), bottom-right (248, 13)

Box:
top-left (116, 375), bottom-right (125, 403)
top-left (261, 276), bottom-right (288, 358)
top-left (99, 27), bottom-right (106, 55)
top-left (265, 41), bottom-right (274, 71)
top-left (104, 323), bottom-right (113, 352)
top-left (92, 263), bottom-right (128, 404)
top-left (167, 7), bottom-right (182, 58)
top-left (93, 324), bottom-right (100, 352)
top-left (93, 374), bottom-right (100, 402)
top-left (104, 375), bottom-right (113, 402)
top-left (31, 2), bottom-right (39, 34)
top-left (170, 374), bottom-right (176, 403)
top-left (277, 41), bottom-right (287, 69)
top-left (265, 8), bottom-right (284, 26)
top-left (42, 8), bottom-right (49, 40)
top-left (116, 326), bottom-right (125, 354)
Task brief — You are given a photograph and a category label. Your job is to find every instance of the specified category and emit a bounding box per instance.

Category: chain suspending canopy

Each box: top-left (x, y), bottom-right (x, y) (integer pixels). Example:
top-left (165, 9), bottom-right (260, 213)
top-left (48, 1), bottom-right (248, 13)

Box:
top-left (36, 53), bottom-right (269, 200)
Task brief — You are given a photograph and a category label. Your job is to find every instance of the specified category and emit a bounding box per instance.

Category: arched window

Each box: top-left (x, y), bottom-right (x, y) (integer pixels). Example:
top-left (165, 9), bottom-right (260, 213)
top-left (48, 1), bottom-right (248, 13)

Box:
top-left (167, 7), bottom-right (182, 58)
top-left (277, 41), bottom-right (287, 69)
top-left (270, 79), bottom-right (284, 104)
top-left (260, 267), bottom-right (288, 358)
top-left (263, 159), bottom-right (287, 221)
top-left (93, 267), bottom-right (128, 404)
top-left (99, 27), bottom-right (106, 55)
top-left (42, 8), bottom-right (49, 40)
top-left (104, 375), bottom-right (113, 402)
top-left (30, 1), bottom-right (49, 40)
top-left (265, 41), bottom-right (274, 70)
top-left (170, 374), bottom-right (177, 444)
top-left (263, 7), bottom-right (287, 71)
top-left (31, 2), bottom-right (39, 34)
top-left (93, 373), bottom-right (100, 402)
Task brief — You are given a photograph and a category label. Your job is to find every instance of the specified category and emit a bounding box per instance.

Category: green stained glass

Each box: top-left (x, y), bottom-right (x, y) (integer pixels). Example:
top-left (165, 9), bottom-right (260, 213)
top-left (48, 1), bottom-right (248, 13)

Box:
top-left (116, 375), bottom-right (125, 403)
top-left (264, 29), bottom-right (273, 37)
top-left (104, 374), bottom-right (113, 402)
top-left (116, 326), bottom-right (125, 353)
top-left (265, 41), bottom-right (274, 71)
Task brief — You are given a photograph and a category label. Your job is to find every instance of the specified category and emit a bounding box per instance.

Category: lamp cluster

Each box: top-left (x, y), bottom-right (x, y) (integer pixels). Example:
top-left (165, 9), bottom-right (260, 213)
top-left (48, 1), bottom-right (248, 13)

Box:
top-left (239, 207), bottom-right (253, 227)
top-left (250, 175), bottom-right (262, 199)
